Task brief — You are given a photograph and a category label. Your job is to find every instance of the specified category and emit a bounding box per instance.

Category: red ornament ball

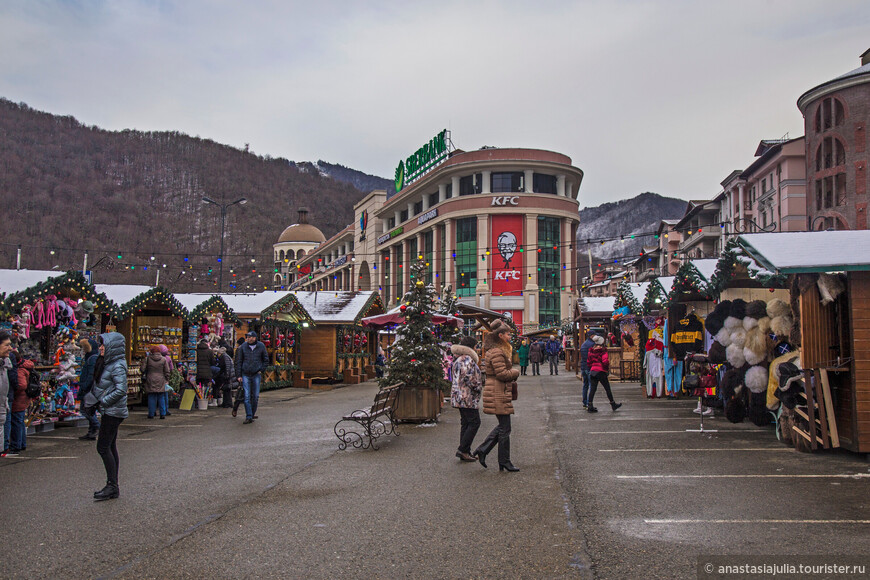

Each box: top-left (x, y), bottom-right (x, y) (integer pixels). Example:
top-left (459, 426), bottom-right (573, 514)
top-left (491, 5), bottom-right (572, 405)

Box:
top-left (411, 358), bottom-right (417, 362)
top-left (400, 305), bottom-right (407, 312)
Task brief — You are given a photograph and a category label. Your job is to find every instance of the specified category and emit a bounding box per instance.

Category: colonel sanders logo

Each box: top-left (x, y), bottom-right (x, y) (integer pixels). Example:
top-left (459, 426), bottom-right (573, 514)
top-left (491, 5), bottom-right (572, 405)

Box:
top-left (497, 231), bottom-right (517, 268)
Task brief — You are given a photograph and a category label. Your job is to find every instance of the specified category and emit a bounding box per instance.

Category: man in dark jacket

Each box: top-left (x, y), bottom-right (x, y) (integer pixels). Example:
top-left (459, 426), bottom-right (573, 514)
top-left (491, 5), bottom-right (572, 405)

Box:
top-left (77, 339), bottom-right (101, 440)
top-left (579, 331), bottom-right (596, 408)
top-left (234, 331), bottom-right (269, 424)
top-left (545, 335), bottom-right (562, 376)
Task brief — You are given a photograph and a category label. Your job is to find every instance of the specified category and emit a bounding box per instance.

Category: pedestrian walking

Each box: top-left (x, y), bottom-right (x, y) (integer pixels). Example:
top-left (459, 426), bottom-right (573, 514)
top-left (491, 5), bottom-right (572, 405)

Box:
top-left (529, 339), bottom-right (544, 376)
top-left (7, 354), bottom-right (34, 455)
top-left (579, 330), bottom-right (596, 408)
top-left (195, 339), bottom-right (215, 401)
top-left (216, 346), bottom-right (235, 408)
top-left (546, 334), bottom-right (561, 375)
top-left (90, 333), bottom-right (128, 501)
top-left (474, 320), bottom-right (520, 472)
top-left (450, 336), bottom-right (482, 462)
top-left (234, 331), bottom-right (269, 424)
top-left (158, 345), bottom-right (174, 416)
top-left (587, 334), bottom-right (622, 413)
top-left (517, 339), bottom-right (530, 376)
top-left (140, 346), bottom-right (171, 419)
top-left (77, 339), bottom-right (101, 439)
top-left (0, 331), bottom-right (15, 457)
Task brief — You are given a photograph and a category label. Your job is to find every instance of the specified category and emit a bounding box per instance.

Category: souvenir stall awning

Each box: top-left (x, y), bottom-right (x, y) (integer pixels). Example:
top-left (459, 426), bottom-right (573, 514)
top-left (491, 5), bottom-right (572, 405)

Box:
top-left (95, 284), bottom-right (188, 320)
top-left (172, 294), bottom-right (239, 324)
top-left (1, 269), bottom-right (113, 313)
top-left (292, 291), bottom-right (384, 325)
top-left (220, 292), bottom-right (313, 325)
top-left (361, 312), bottom-right (463, 329)
top-left (737, 231), bottom-right (870, 273)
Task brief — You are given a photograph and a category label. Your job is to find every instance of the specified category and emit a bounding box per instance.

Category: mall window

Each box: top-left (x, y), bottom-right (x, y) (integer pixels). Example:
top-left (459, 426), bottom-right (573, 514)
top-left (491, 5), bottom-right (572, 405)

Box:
top-left (445, 183), bottom-right (453, 199)
top-left (400, 209), bottom-right (408, 222)
top-left (814, 97), bottom-right (846, 132)
top-left (429, 192), bottom-right (439, 207)
top-left (455, 217), bottom-right (477, 296)
top-left (537, 216), bottom-right (560, 323)
top-left (388, 216), bottom-right (395, 229)
top-left (459, 174), bottom-right (482, 196)
top-left (413, 200), bottom-right (423, 216)
top-left (381, 251), bottom-right (391, 304)
top-left (491, 172), bottom-right (523, 193)
top-left (439, 225), bottom-right (446, 284)
top-left (395, 245), bottom-right (403, 300)
top-left (533, 173), bottom-right (557, 194)
top-left (424, 230), bottom-right (433, 284)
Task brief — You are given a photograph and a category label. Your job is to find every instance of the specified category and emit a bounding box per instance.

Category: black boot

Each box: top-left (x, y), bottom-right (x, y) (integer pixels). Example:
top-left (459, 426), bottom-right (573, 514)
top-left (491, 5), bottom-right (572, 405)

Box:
top-left (498, 437), bottom-right (518, 472)
top-left (93, 483), bottom-right (119, 501)
top-left (473, 432), bottom-right (498, 469)
top-left (611, 402), bottom-right (622, 411)
top-left (79, 429), bottom-right (98, 441)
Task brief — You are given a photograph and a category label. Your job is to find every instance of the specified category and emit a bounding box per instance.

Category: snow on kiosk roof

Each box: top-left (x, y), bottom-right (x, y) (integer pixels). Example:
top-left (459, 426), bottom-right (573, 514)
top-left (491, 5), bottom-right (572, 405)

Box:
top-left (738, 232), bottom-right (870, 273)
top-left (292, 291), bottom-right (383, 324)
top-left (218, 292), bottom-right (313, 325)
top-left (580, 296), bottom-right (616, 314)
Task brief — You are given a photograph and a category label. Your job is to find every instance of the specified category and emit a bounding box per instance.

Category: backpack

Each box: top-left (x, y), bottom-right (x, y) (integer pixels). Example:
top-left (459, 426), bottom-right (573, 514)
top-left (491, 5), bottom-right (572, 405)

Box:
top-left (25, 368), bottom-right (42, 398)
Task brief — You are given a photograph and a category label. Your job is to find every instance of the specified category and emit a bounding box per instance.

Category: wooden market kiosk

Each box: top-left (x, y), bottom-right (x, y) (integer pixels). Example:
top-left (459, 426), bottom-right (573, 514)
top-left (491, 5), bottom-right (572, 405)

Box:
top-left (95, 285), bottom-right (189, 404)
top-left (291, 291), bottom-right (384, 387)
top-left (737, 231), bottom-right (870, 455)
top-left (172, 294), bottom-right (239, 359)
top-left (220, 292), bottom-right (314, 390)
top-left (1, 270), bottom-right (115, 430)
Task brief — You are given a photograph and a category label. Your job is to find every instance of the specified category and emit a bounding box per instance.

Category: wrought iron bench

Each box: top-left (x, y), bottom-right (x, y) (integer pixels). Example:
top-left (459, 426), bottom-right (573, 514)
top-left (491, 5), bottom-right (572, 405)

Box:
top-left (333, 383), bottom-right (402, 450)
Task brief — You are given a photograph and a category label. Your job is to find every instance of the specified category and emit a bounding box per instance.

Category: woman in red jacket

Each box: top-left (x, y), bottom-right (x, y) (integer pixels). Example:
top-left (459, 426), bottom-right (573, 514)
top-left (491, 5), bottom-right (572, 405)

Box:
top-left (587, 335), bottom-right (622, 413)
top-left (8, 357), bottom-right (35, 454)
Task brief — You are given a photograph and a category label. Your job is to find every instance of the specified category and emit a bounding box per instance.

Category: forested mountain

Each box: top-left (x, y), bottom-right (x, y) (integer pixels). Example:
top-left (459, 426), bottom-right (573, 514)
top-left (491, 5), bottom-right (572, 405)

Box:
top-left (576, 192), bottom-right (687, 264)
top-left (0, 98), bottom-right (387, 291)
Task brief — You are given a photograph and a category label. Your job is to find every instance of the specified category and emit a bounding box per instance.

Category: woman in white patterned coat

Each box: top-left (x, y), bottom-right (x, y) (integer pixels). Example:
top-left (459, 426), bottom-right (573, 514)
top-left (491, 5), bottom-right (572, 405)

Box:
top-left (450, 336), bottom-right (482, 462)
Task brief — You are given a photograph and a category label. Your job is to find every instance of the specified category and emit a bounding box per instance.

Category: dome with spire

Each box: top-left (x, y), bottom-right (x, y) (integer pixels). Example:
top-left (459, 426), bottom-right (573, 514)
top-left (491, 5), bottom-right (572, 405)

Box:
top-left (276, 208), bottom-right (326, 244)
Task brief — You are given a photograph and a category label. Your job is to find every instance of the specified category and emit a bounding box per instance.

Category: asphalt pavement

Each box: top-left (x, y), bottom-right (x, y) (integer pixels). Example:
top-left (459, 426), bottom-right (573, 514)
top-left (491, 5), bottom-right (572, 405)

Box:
top-left (1, 371), bottom-right (868, 579)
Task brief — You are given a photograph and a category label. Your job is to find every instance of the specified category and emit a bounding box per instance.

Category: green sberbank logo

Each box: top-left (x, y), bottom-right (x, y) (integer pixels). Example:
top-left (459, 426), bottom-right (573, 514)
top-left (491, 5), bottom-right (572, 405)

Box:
top-left (394, 129), bottom-right (448, 193)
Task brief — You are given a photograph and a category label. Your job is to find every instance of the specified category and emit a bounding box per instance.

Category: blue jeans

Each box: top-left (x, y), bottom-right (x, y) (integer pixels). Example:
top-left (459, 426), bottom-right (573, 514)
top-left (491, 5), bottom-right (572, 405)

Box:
top-left (581, 370), bottom-right (591, 406)
top-left (9, 410), bottom-right (25, 451)
top-left (147, 392), bottom-right (167, 417)
top-left (242, 374), bottom-right (261, 420)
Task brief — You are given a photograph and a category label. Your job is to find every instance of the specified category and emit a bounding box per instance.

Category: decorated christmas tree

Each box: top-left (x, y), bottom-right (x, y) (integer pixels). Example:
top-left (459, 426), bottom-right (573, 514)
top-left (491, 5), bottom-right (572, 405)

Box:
top-left (381, 259), bottom-right (450, 392)
top-left (436, 284), bottom-right (462, 346)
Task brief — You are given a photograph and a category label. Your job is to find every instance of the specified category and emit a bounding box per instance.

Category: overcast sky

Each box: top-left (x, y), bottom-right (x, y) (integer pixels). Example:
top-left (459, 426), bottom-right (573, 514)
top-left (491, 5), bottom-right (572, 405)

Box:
top-left (1, 1), bottom-right (868, 206)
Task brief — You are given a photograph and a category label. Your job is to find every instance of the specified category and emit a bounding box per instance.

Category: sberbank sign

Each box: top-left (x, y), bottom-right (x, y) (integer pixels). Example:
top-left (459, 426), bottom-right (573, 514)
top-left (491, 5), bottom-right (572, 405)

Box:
top-left (394, 129), bottom-right (448, 193)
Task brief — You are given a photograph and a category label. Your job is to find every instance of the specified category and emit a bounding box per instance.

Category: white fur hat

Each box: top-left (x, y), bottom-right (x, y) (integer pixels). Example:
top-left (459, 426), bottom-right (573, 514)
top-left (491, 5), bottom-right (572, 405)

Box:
top-left (592, 334), bottom-right (605, 345)
top-left (745, 365), bottom-right (769, 393)
top-left (730, 327), bottom-right (747, 348)
top-left (723, 316), bottom-right (742, 330)
top-left (770, 315), bottom-right (793, 338)
top-left (726, 343), bottom-right (746, 368)
top-left (715, 327), bottom-right (733, 347)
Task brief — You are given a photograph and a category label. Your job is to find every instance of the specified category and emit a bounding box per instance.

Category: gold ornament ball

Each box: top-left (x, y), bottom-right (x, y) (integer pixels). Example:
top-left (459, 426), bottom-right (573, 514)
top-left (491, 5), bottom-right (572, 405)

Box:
top-left (415, 280), bottom-right (424, 288)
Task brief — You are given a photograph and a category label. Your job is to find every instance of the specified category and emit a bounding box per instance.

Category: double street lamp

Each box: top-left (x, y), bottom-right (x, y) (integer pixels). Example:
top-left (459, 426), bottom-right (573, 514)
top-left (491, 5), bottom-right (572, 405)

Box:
top-left (202, 196), bottom-right (247, 292)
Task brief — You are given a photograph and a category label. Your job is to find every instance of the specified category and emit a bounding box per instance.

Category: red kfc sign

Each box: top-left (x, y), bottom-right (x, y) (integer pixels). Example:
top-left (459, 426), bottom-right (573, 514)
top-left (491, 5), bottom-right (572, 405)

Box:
top-left (491, 215), bottom-right (523, 295)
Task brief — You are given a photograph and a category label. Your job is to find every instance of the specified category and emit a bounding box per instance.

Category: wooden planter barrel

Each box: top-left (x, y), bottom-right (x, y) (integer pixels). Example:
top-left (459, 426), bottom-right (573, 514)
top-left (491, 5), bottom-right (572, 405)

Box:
top-left (394, 385), bottom-right (441, 422)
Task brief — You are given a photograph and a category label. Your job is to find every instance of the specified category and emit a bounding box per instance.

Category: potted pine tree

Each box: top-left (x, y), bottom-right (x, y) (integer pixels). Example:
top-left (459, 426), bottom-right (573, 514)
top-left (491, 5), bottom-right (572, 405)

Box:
top-left (382, 260), bottom-right (450, 422)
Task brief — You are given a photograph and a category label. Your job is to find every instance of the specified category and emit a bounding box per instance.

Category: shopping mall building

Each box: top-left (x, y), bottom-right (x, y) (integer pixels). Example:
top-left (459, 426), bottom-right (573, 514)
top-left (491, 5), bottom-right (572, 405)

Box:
top-left (276, 131), bottom-right (583, 331)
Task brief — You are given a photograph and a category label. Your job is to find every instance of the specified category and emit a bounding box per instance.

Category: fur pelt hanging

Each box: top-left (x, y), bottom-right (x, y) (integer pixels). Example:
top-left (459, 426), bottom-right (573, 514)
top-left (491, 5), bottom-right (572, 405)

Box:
top-left (770, 315), bottom-right (793, 338)
top-left (724, 316), bottom-right (742, 331)
top-left (745, 365), bottom-right (769, 394)
top-left (766, 298), bottom-right (790, 319)
top-left (708, 341), bottom-right (727, 364)
top-left (726, 343), bottom-right (746, 368)
top-left (743, 327), bottom-right (769, 365)
top-left (715, 327), bottom-right (733, 347)
top-left (730, 327), bottom-right (747, 348)
top-left (817, 273), bottom-right (846, 305)
top-left (730, 299), bottom-right (747, 320)
top-left (757, 316), bottom-right (771, 334)
top-left (704, 301), bottom-right (731, 336)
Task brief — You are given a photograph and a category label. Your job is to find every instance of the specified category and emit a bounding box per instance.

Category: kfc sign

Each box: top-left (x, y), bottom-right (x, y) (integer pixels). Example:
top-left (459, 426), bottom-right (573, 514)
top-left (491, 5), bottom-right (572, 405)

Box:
top-left (491, 196), bottom-right (520, 206)
top-left (491, 215), bottom-right (523, 295)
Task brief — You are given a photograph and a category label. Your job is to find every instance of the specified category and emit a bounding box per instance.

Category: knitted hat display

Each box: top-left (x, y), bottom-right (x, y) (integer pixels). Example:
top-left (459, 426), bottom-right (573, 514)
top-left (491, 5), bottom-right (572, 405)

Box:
top-left (745, 365), bottom-right (769, 394)
top-left (766, 298), bottom-right (790, 319)
top-left (726, 343), bottom-right (746, 368)
top-left (730, 327), bottom-right (747, 348)
top-left (715, 327), bottom-right (733, 347)
top-left (708, 341), bottom-right (727, 364)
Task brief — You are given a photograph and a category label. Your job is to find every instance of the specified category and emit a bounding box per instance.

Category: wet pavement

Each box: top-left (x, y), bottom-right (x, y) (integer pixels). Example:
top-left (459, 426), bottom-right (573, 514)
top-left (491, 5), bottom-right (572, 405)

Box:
top-left (1, 372), bottom-right (868, 578)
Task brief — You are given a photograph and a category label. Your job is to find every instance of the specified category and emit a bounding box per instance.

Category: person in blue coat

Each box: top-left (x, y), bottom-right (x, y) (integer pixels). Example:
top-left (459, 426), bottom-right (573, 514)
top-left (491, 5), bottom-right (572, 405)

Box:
top-left (89, 332), bottom-right (128, 501)
top-left (545, 335), bottom-right (562, 376)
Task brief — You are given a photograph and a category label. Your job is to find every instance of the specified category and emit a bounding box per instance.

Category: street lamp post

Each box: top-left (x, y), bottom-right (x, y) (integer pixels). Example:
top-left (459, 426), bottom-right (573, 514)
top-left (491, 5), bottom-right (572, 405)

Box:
top-left (202, 196), bottom-right (247, 292)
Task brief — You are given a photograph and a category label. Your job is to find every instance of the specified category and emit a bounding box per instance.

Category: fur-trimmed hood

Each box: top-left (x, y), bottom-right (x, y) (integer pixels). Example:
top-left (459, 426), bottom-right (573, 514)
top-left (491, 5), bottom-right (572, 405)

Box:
top-left (484, 329), bottom-right (512, 358)
top-left (451, 343), bottom-right (479, 364)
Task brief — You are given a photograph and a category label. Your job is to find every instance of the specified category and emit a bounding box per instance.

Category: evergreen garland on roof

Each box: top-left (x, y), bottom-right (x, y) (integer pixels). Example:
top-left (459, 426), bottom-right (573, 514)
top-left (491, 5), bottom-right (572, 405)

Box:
top-left (642, 280), bottom-right (665, 313)
top-left (260, 293), bottom-right (314, 325)
top-left (615, 281), bottom-right (643, 315)
top-left (188, 296), bottom-right (240, 325)
top-left (665, 262), bottom-right (711, 307)
top-left (112, 286), bottom-right (188, 321)
top-left (2, 271), bottom-right (113, 315)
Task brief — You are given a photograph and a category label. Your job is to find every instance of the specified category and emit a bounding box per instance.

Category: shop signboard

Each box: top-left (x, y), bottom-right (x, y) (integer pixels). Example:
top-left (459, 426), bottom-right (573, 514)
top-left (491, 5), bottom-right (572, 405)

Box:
top-left (417, 208), bottom-right (438, 225)
top-left (377, 226), bottom-right (404, 245)
top-left (491, 215), bottom-right (523, 297)
top-left (392, 129), bottom-right (448, 196)
top-left (491, 196), bottom-right (520, 206)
